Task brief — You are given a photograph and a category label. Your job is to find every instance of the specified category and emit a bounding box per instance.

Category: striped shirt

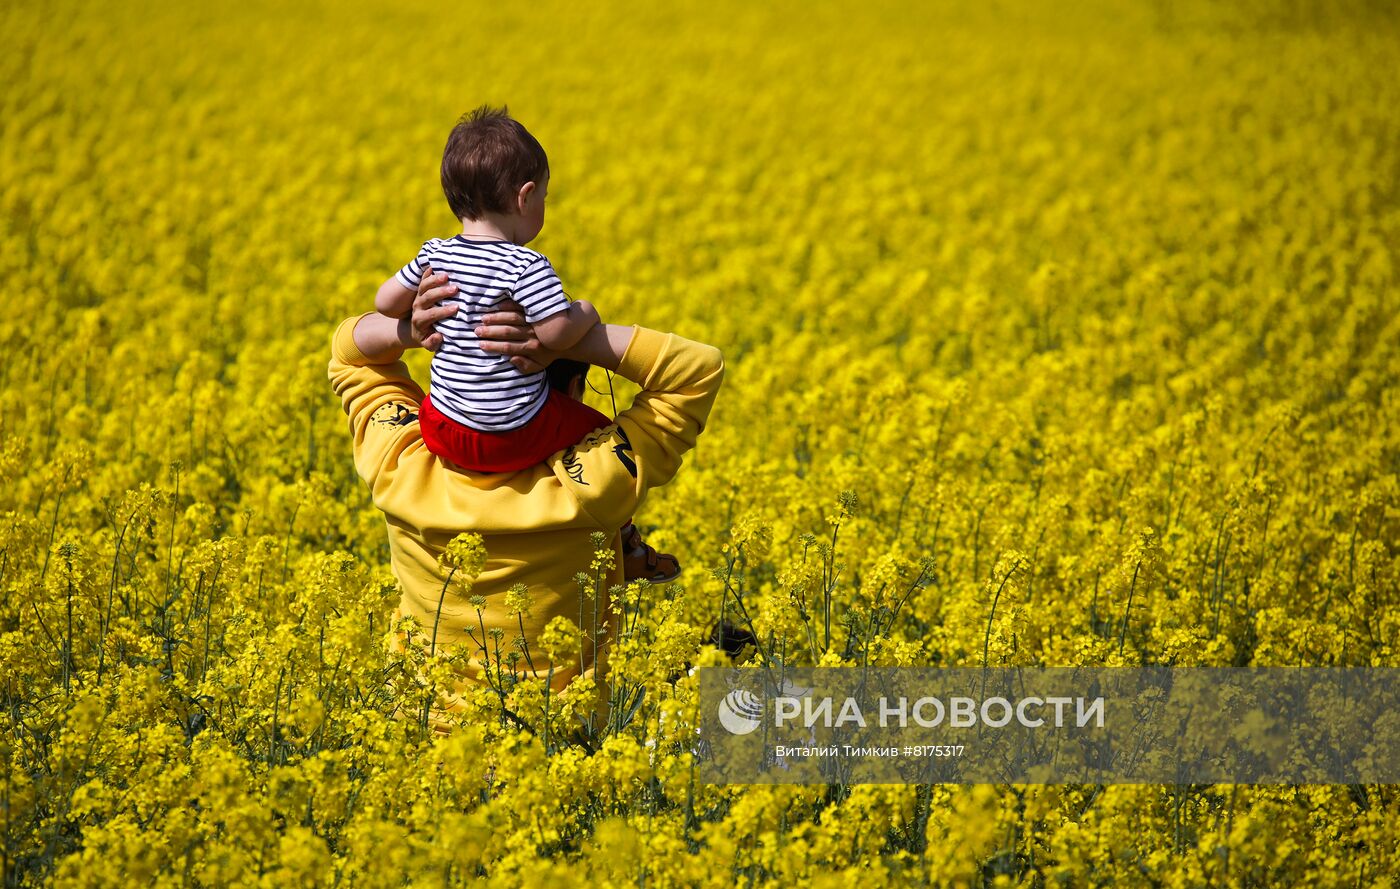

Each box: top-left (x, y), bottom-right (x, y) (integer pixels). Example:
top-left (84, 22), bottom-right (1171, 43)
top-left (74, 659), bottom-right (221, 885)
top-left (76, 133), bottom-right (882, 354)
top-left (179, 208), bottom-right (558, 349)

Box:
top-left (395, 236), bottom-right (570, 432)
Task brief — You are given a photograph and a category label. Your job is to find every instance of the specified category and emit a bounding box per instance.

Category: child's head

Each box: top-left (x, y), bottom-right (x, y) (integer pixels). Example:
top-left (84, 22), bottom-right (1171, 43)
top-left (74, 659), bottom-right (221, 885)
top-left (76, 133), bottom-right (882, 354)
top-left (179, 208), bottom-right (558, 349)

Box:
top-left (441, 105), bottom-right (549, 238)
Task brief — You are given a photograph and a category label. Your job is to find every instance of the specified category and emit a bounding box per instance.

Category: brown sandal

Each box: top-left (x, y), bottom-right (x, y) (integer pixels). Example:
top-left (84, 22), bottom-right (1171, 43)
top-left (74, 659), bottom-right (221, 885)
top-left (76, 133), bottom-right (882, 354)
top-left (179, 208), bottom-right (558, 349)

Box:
top-left (621, 523), bottom-right (681, 583)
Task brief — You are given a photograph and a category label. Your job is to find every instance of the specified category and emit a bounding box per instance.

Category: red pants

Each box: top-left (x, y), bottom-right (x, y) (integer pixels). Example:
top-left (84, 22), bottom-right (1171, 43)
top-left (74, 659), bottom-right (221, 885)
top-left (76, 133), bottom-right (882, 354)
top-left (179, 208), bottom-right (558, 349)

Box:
top-left (420, 388), bottom-right (612, 473)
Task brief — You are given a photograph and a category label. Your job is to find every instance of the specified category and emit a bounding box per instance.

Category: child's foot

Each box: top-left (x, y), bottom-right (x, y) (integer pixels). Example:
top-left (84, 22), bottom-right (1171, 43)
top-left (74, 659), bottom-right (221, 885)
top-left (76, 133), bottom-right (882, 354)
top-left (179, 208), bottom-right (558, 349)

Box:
top-left (707, 619), bottom-right (757, 661)
top-left (621, 523), bottom-right (680, 583)
top-left (664, 620), bottom-right (757, 684)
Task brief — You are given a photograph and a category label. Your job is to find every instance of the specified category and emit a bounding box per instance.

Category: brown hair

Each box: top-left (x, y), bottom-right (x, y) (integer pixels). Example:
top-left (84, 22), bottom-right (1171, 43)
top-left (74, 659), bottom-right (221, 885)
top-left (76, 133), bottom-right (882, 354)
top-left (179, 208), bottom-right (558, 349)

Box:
top-left (440, 105), bottom-right (549, 221)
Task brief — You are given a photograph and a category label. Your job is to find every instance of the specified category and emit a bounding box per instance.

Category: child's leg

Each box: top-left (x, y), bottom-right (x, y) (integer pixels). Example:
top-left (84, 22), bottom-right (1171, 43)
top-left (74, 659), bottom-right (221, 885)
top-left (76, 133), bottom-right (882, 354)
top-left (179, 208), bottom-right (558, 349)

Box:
top-left (544, 389), bottom-right (613, 446)
top-left (420, 394), bottom-right (498, 470)
top-left (421, 389), bottom-right (610, 473)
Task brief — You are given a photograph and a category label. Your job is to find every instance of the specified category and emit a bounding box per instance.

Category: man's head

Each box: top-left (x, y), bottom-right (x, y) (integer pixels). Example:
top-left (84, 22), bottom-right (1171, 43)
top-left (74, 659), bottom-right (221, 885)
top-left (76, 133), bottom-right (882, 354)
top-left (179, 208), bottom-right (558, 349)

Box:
top-left (441, 105), bottom-right (549, 241)
top-left (546, 358), bottom-right (590, 401)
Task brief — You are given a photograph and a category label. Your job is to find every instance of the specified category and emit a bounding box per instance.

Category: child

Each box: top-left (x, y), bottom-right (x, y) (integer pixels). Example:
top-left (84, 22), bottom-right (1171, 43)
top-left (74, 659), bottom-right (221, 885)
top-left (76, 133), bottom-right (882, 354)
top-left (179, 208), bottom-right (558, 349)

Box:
top-left (375, 105), bottom-right (679, 584)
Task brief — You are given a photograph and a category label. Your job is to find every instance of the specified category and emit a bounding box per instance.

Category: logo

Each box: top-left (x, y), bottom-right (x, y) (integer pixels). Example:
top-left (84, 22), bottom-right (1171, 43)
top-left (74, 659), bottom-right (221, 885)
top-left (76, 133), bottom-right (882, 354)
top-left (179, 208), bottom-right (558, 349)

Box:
top-left (612, 427), bottom-right (637, 478)
top-left (716, 679), bottom-right (814, 735)
top-left (561, 447), bottom-right (587, 485)
top-left (776, 678), bottom-right (813, 699)
top-left (370, 403), bottom-right (418, 428)
top-left (717, 689), bottom-right (764, 735)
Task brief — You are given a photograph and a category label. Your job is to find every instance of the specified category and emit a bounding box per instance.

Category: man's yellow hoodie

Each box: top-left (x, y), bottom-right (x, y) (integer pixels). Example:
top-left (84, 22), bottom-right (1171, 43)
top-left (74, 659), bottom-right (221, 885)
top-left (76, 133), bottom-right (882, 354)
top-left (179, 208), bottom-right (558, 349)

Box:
top-left (328, 315), bottom-right (723, 731)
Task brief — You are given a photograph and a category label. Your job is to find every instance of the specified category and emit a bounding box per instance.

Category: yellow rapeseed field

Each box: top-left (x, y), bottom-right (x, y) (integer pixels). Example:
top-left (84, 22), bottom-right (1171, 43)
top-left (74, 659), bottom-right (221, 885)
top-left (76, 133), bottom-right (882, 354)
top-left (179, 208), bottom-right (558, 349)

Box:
top-left (3, 0), bottom-right (1399, 884)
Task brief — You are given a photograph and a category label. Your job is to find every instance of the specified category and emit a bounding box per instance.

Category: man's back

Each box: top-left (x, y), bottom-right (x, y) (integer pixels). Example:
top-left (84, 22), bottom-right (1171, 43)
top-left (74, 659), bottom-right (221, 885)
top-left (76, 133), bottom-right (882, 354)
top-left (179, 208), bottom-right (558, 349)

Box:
top-left (328, 316), bottom-right (724, 728)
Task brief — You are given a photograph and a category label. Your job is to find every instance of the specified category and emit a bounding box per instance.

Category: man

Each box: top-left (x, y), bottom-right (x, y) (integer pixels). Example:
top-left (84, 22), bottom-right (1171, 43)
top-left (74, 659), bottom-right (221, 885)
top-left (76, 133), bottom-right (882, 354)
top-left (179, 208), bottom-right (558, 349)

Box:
top-left (329, 270), bottom-right (724, 733)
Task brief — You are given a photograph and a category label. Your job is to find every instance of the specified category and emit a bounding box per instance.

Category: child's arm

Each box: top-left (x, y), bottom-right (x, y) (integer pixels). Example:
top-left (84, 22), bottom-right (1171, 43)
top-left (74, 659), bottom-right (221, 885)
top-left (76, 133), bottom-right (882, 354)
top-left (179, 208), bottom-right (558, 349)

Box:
top-left (375, 276), bottom-right (418, 319)
top-left (381, 240), bottom-right (444, 318)
top-left (531, 299), bottom-right (601, 351)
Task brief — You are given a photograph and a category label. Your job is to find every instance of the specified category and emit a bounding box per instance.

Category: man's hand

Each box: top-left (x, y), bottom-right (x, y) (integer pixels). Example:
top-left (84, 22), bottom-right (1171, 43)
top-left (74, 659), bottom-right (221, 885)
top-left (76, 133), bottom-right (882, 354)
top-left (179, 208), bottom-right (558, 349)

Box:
top-left (410, 264), bottom-right (460, 352)
top-left (477, 301), bottom-right (561, 374)
top-left (409, 266), bottom-right (559, 372)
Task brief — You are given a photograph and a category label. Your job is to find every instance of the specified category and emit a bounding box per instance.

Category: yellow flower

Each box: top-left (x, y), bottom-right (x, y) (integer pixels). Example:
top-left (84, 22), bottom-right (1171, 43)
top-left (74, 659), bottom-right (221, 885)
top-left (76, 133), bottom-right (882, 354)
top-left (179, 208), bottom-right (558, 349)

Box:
top-left (504, 582), bottom-right (534, 618)
top-left (539, 615), bottom-right (582, 662)
top-left (6, 0), bottom-right (1397, 883)
top-left (439, 531), bottom-right (488, 579)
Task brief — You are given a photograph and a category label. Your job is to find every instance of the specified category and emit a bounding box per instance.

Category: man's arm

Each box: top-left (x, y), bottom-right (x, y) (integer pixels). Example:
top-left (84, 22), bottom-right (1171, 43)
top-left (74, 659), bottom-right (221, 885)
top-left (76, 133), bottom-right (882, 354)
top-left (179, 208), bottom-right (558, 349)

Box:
top-left (475, 313), bottom-right (725, 529)
top-left (523, 324), bottom-right (726, 530)
top-left (351, 312), bottom-right (412, 359)
top-left (329, 312), bottom-right (424, 491)
top-left (586, 328), bottom-right (724, 527)
top-left (330, 267), bottom-right (466, 489)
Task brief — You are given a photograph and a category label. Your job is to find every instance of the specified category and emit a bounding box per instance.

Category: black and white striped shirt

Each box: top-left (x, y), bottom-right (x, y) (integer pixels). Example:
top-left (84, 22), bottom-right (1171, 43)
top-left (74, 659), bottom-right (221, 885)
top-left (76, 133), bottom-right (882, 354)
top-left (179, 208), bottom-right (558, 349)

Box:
top-left (395, 236), bottom-right (570, 432)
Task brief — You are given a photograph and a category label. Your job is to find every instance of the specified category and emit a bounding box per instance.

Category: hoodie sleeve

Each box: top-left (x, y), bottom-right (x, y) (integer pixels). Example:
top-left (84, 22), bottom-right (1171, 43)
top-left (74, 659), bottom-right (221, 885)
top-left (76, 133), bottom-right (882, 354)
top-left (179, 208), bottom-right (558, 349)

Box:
top-left (555, 326), bottom-right (725, 530)
top-left (327, 313), bottom-right (425, 492)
